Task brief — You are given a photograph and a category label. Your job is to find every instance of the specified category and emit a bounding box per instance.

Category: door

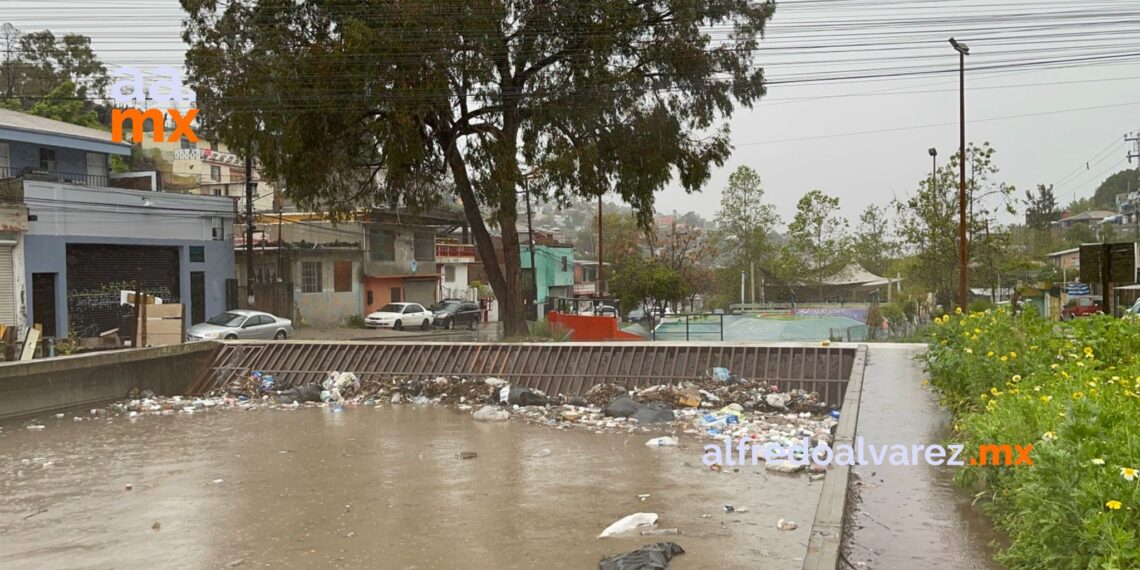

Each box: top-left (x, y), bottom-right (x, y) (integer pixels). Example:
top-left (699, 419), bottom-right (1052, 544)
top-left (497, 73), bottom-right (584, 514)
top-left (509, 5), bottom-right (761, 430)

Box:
top-left (31, 273), bottom-right (57, 338)
top-left (190, 272), bottom-right (206, 325)
top-left (0, 245), bottom-right (14, 329)
top-left (390, 287), bottom-right (402, 303)
top-left (86, 152), bottom-right (107, 185)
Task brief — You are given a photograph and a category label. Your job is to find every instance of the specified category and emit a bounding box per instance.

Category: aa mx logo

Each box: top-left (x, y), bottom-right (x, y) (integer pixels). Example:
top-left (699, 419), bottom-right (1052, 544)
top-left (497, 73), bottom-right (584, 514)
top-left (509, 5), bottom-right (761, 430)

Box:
top-left (109, 66), bottom-right (198, 144)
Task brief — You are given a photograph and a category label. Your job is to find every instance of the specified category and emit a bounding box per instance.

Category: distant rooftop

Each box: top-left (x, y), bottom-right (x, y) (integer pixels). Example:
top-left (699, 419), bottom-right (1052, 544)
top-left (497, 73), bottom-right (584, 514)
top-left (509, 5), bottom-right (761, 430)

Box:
top-left (0, 108), bottom-right (130, 156)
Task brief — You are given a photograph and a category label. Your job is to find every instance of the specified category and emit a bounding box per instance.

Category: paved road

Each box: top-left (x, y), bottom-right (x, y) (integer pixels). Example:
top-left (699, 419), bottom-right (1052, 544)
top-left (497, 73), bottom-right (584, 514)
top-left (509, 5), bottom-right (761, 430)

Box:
top-left (846, 344), bottom-right (1003, 569)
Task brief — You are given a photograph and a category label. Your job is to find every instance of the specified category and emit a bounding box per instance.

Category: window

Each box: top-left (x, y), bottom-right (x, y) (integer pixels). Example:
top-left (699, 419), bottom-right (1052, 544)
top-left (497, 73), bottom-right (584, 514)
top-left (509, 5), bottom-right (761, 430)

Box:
top-left (390, 288), bottom-right (402, 302)
top-left (39, 148), bottom-right (57, 171)
top-left (414, 232), bottom-right (435, 261)
top-left (404, 304), bottom-right (424, 314)
top-left (561, 256), bottom-right (568, 271)
top-left (189, 246), bottom-right (205, 263)
top-left (212, 188), bottom-right (222, 196)
top-left (301, 261), bottom-right (322, 293)
top-left (209, 165), bottom-right (221, 182)
top-left (180, 138), bottom-right (196, 150)
top-left (368, 227), bottom-right (396, 261)
top-left (444, 266), bottom-right (456, 282)
top-left (0, 142), bottom-right (9, 176)
top-left (333, 260), bottom-right (352, 293)
top-left (209, 141), bottom-right (218, 151)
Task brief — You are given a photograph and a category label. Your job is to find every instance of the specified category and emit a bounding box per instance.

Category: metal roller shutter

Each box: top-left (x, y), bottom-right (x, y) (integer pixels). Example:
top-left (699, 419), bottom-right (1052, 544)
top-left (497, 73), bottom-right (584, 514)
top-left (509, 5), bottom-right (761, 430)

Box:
top-left (403, 279), bottom-right (437, 307)
top-left (65, 244), bottom-right (180, 337)
top-left (0, 246), bottom-right (14, 326)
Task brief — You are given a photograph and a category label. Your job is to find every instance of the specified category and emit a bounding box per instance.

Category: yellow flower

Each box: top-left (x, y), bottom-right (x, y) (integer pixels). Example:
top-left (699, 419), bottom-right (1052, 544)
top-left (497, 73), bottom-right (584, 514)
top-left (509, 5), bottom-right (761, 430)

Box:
top-left (1051, 364), bottom-right (1059, 369)
top-left (1011, 375), bottom-right (1021, 383)
top-left (1010, 351), bottom-right (1017, 359)
top-left (987, 351), bottom-right (995, 358)
top-left (1123, 467), bottom-right (1138, 482)
top-left (1072, 391), bottom-right (1085, 400)
top-left (1030, 345), bottom-right (1038, 351)
top-left (1000, 356), bottom-right (1009, 362)
top-left (1033, 385), bottom-right (1041, 392)
top-left (1088, 381), bottom-right (1097, 388)
top-left (965, 347), bottom-right (973, 354)
top-left (1091, 458), bottom-right (1105, 465)
top-left (1040, 395), bottom-right (1052, 403)
top-left (1061, 371), bottom-right (1070, 379)
top-left (1043, 431), bottom-right (1057, 441)
top-left (956, 307), bottom-right (963, 314)
top-left (990, 387), bottom-right (1003, 396)
top-left (1106, 500), bottom-right (1123, 510)
top-left (974, 328), bottom-right (981, 334)
top-left (980, 394), bottom-right (989, 400)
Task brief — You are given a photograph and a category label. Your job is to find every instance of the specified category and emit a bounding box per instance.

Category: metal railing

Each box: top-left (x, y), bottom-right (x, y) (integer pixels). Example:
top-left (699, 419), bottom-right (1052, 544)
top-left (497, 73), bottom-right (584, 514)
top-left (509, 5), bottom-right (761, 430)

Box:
top-left (650, 313), bottom-right (725, 341)
top-left (10, 166), bottom-right (109, 187)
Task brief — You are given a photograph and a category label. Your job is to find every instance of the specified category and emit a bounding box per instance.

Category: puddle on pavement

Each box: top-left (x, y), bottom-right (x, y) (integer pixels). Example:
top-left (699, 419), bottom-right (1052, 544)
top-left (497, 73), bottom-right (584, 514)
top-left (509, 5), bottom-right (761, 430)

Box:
top-left (849, 345), bottom-right (1003, 569)
top-left (1, 406), bottom-right (824, 569)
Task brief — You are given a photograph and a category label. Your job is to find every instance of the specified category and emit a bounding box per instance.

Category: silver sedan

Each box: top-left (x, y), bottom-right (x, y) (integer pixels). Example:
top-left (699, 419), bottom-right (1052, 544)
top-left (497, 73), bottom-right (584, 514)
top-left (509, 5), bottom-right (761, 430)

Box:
top-left (186, 309), bottom-right (294, 341)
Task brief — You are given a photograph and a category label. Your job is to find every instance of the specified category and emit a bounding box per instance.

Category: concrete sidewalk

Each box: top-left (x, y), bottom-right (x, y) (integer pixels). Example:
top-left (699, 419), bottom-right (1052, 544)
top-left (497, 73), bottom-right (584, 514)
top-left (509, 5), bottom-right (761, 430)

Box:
top-left (845, 344), bottom-right (1001, 569)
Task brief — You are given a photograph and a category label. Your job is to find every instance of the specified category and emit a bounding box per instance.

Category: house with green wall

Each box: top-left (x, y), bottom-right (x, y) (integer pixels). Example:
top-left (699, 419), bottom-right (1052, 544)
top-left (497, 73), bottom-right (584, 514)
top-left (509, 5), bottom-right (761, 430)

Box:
top-left (520, 244), bottom-right (575, 308)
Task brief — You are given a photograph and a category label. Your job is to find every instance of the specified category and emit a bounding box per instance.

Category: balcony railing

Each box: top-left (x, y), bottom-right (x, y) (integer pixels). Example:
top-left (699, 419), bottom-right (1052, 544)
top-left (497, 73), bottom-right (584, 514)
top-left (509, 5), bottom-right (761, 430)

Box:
top-left (4, 166), bottom-right (109, 188)
top-left (436, 243), bottom-right (477, 263)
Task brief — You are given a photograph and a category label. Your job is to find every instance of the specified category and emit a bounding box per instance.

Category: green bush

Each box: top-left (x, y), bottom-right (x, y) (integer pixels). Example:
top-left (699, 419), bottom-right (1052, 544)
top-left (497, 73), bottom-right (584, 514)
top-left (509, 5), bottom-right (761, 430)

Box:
top-left (925, 309), bottom-right (1140, 568)
top-left (346, 315), bottom-right (367, 329)
top-left (968, 298), bottom-right (994, 313)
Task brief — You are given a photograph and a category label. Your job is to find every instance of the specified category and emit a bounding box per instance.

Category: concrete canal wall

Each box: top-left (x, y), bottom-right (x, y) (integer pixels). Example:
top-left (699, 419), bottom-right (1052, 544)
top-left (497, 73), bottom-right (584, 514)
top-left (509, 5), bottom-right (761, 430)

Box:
top-left (0, 341), bottom-right (218, 421)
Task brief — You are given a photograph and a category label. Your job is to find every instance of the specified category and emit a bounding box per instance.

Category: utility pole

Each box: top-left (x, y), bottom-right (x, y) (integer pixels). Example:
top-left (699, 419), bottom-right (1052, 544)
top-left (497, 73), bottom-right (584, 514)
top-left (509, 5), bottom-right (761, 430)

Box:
top-left (244, 150), bottom-right (255, 307)
top-left (1127, 132), bottom-right (1140, 237)
top-left (597, 195), bottom-right (604, 298)
top-left (524, 178), bottom-right (537, 316)
top-left (950, 38), bottom-right (971, 311)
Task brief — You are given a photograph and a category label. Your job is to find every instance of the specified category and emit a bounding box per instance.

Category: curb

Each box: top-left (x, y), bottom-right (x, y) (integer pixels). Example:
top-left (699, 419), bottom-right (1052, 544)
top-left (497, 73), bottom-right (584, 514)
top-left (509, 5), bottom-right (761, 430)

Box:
top-left (802, 344), bottom-right (869, 570)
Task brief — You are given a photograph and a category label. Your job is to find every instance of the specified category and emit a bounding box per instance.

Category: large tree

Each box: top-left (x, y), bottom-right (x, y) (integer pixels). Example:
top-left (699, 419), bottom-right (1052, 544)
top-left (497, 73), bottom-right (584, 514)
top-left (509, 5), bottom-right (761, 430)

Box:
top-left (181, 0), bottom-right (776, 336)
top-left (778, 190), bottom-right (850, 297)
top-left (851, 204), bottom-right (895, 277)
top-left (1092, 169), bottom-right (1140, 210)
top-left (0, 24), bottom-right (108, 117)
top-left (1024, 183), bottom-right (1060, 232)
top-left (712, 165), bottom-right (780, 302)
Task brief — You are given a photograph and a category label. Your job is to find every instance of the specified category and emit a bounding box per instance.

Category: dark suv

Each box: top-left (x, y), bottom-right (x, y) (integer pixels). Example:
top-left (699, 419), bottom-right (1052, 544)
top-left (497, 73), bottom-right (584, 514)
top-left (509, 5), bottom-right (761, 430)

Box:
top-left (432, 300), bottom-right (482, 330)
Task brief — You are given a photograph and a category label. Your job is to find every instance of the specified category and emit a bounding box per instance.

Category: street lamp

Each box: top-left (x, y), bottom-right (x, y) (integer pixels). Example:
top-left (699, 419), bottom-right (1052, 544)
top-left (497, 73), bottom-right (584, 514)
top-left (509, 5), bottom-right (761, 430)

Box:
top-left (949, 37), bottom-right (970, 311)
top-left (928, 148), bottom-right (937, 193)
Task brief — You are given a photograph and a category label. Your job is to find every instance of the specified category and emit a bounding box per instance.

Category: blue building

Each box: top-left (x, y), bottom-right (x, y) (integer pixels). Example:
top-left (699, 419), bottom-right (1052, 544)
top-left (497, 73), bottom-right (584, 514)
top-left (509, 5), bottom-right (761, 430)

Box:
top-left (0, 108), bottom-right (235, 340)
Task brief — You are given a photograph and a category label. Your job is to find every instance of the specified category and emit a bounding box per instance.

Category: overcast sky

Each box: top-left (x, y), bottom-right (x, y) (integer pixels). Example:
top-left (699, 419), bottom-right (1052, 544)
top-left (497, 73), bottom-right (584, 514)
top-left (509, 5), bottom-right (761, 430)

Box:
top-left (4, 0), bottom-right (1139, 226)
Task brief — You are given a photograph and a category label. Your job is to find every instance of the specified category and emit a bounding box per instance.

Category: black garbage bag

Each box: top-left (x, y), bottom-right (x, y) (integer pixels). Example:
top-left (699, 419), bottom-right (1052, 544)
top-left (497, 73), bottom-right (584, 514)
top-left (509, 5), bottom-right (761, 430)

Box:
top-left (277, 383), bottom-right (321, 403)
top-left (604, 395), bottom-right (641, 418)
top-left (599, 542), bottom-right (685, 570)
top-left (496, 385), bottom-right (549, 406)
top-left (604, 396), bottom-right (675, 424)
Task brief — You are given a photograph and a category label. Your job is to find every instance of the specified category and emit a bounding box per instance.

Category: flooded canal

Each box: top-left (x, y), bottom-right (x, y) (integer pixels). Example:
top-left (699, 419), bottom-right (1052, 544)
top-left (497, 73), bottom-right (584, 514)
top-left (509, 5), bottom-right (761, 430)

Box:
top-left (847, 344), bottom-right (1003, 569)
top-left (1, 406), bottom-right (824, 569)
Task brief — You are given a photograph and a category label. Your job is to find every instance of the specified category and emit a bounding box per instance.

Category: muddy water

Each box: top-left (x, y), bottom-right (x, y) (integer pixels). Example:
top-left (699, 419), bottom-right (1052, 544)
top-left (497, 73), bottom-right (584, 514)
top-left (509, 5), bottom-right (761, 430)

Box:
top-left (848, 345), bottom-right (1003, 569)
top-left (1, 406), bottom-right (824, 569)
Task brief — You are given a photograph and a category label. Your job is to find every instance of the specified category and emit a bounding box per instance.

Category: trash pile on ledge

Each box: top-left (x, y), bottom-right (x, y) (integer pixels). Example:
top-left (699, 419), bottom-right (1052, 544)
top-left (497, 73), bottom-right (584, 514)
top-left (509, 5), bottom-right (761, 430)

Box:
top-left (40, 367), bottom-right (839, 461)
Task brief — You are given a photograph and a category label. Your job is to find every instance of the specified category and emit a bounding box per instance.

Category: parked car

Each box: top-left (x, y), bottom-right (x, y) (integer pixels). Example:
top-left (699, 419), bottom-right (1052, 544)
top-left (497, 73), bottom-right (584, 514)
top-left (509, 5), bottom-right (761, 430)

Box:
top-left (365, 302), bottom-right (433, 330)
top-left (1062, 296), bottom-right (1103, 320)
top-left (433, 300), bottom-right (482, 330)
top-left (186, 309), bottom-right (294, 341)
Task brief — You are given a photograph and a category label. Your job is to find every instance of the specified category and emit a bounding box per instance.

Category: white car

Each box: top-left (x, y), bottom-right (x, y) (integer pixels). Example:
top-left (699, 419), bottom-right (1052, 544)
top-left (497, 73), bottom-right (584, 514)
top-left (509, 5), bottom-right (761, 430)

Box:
top-left (365, 302), bottom-right (433, 331)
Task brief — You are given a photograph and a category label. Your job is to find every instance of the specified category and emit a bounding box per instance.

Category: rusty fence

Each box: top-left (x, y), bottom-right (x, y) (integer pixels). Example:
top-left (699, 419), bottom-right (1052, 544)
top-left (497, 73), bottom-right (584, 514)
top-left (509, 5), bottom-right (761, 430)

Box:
top-left (190, 342), bottom-right (863, 407)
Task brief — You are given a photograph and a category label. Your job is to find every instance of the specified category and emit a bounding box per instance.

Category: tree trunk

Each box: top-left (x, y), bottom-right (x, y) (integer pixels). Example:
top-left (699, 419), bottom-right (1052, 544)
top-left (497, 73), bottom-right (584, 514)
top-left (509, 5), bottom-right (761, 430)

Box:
top-left (497, 205), bottom-right (528, 337)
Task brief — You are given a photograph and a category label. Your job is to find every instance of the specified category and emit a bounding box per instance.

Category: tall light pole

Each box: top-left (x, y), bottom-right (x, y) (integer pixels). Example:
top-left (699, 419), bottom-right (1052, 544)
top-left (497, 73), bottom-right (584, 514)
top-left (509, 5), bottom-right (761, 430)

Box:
top-left (950, 37), bottom-right (970, 311)
top-left (928, 147), bottom-right (937, 191)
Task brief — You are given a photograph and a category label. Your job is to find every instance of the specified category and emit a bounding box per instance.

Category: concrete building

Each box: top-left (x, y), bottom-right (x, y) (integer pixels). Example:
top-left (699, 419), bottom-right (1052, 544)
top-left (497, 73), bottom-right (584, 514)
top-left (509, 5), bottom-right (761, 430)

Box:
top-left (130, 133), bottom-right (281, 212)
top-left (235, 209), bottom-right (469, 326)
top-left (0, 108), bottom-right (235, 339)
top-left (521, 244), bottom-right (575, 305)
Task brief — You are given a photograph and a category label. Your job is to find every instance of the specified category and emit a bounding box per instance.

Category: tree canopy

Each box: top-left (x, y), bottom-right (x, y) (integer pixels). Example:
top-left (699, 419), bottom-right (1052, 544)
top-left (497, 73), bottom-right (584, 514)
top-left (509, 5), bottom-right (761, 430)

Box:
top-left (0, 24), bottom-right (108, 120)
top-left (182, 0), bottom-right (777, 335)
